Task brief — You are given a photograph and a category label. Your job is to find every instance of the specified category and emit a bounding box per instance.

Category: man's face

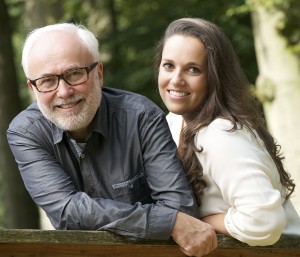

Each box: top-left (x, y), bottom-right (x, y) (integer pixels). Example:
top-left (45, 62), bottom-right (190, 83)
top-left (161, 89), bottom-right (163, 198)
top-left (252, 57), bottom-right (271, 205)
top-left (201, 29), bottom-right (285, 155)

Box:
top-left (26, 31), bottom-right (103, 139)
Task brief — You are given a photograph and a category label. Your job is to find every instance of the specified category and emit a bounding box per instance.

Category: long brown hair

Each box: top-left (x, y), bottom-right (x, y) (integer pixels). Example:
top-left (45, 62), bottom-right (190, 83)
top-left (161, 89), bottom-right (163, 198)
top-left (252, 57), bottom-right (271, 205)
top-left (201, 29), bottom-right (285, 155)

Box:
top-left (155, 18), bottom-right (295, 204)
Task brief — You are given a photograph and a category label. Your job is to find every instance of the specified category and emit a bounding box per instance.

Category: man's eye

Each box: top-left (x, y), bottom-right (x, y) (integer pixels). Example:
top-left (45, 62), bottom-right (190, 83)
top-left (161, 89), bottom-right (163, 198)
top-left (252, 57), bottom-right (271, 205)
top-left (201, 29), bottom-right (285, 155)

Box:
top-left (65, 69), bottom-right (85, 81)
top-left (38, 76), bottom-right (56, 86)
top-left (69, 69), bottom-right (85, 78)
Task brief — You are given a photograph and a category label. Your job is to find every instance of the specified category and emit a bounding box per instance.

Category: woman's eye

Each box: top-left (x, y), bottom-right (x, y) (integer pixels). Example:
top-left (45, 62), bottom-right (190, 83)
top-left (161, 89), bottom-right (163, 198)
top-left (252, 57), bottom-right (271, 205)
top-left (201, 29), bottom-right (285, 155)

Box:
top-left (188, 67), bottom-right (201, 74)
top-left (162, 63), bottom-right (174, 70)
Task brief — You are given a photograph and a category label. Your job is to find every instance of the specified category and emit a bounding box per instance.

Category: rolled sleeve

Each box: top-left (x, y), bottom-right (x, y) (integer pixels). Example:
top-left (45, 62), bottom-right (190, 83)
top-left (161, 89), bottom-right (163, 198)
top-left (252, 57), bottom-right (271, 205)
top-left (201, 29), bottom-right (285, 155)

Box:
top-left (141, 111), bottom-right (198, 213)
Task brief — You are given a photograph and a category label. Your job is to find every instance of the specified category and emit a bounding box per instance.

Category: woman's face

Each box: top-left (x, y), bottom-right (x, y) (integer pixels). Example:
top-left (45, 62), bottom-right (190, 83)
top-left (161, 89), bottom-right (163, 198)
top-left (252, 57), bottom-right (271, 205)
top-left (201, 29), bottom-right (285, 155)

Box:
top-left (158, 35), bottom-right (208, 119)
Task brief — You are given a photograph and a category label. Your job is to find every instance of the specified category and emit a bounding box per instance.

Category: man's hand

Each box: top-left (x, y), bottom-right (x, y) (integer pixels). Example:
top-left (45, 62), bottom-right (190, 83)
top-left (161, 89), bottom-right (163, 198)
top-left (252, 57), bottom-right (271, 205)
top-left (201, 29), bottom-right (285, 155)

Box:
top-left (171, 212), bottom-right (218, 257)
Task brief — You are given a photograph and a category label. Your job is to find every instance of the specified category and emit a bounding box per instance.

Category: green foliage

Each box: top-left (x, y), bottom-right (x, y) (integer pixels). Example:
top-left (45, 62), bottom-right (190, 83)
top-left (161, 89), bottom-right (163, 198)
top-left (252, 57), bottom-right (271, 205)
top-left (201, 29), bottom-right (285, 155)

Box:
top-left (5, 0), bottom-right (258, 111)
top-left (277, 0), bottom-right (300, 54)
top-left (92, 0), bottom-right (257, 110)
top-left (6, 0), bottom-right (32, 108)
top-left (3, 0), bottom-right (299, 229)
top-left (0, 173), bottom-right (3, 227)
top-left (246, 0), bottom-right (300, 55)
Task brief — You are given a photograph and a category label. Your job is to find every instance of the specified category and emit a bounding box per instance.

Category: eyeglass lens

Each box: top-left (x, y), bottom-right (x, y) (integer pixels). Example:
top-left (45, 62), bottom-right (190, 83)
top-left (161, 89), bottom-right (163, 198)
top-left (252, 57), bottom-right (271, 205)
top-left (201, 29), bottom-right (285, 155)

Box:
top-left (36, 68), bottom-right (88, 92)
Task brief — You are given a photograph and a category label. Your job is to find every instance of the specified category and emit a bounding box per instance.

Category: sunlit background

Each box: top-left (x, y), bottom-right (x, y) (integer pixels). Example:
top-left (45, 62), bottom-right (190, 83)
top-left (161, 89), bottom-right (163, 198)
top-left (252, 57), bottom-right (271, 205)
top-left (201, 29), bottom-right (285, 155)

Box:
top-left (0, 0), bottom-right (299, 229)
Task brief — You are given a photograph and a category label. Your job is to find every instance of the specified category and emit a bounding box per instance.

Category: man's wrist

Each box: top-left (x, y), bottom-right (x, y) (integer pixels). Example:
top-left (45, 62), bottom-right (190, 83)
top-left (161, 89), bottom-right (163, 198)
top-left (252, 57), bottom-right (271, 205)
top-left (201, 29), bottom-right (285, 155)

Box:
top-left (146, 206), bottom-right (177, 240)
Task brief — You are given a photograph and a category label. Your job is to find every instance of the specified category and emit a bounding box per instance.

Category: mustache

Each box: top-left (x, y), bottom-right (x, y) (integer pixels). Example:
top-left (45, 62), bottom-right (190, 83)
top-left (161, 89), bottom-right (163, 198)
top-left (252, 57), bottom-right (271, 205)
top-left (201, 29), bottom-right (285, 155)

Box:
top-left (51, 95), bottom-right (85, 107)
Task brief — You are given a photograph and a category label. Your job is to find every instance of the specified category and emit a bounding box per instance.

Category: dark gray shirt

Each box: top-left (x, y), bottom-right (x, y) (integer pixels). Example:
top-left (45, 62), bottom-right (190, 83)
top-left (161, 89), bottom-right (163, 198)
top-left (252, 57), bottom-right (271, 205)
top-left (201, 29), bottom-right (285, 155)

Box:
top-left (7, 87), bottom-right (198, 239)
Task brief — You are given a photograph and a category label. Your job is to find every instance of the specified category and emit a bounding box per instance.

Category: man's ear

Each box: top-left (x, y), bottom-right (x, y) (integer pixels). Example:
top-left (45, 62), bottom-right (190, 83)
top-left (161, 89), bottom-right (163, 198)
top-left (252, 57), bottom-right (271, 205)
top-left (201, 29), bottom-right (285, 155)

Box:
top-left (27, 80), bottom-right (34, 91)
top-left (97, 63), bottom-right (104, 87)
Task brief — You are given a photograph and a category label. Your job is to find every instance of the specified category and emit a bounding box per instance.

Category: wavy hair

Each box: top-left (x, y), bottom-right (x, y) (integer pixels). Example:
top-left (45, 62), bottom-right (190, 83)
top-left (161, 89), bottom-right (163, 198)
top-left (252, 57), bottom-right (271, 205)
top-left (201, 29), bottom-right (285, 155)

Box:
top-left (155, 18), bottom-right (295, 204)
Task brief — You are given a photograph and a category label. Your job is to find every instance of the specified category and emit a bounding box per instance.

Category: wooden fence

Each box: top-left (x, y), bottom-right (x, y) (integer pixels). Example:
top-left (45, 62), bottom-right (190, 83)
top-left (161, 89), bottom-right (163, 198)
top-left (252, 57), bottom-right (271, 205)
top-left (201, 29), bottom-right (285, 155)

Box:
top-left (0, 229), bottom-right (299, 257)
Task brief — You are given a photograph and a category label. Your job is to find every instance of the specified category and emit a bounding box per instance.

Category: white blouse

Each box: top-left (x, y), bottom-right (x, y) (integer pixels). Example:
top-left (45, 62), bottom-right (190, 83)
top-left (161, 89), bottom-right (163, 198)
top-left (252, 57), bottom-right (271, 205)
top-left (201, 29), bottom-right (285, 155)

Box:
top-left (167, 113), bottom-right (300, 246)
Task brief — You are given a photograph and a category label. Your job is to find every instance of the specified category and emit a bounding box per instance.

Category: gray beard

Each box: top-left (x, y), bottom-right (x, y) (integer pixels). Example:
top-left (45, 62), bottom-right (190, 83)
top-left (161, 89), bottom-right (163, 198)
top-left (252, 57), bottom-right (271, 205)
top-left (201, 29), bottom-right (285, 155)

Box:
top-left (37, 86), bottom-right (102, 132)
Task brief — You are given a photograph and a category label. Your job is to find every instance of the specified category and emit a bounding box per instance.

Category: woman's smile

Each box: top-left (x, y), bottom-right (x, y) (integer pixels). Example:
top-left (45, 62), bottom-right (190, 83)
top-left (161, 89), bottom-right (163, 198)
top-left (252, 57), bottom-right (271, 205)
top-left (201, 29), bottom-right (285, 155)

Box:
top-left (168, 90), bottom-right (190, 97)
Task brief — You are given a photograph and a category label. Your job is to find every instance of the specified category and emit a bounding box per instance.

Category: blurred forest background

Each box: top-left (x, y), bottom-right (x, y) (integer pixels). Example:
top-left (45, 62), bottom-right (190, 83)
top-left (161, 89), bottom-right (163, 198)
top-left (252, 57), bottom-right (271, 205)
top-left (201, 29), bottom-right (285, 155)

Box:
top-left (0, 0), bottom-right (299, 229)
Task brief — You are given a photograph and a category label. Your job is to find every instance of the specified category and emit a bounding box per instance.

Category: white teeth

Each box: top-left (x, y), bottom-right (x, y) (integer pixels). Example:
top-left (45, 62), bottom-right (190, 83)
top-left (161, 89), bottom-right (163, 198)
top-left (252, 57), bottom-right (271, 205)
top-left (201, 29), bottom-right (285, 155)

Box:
top-left (169, 90), bottom-right (188, 96)
top-left (56, 98), bottom-right (82, 109)
top-left (59, 102), bottom-right (76, 108)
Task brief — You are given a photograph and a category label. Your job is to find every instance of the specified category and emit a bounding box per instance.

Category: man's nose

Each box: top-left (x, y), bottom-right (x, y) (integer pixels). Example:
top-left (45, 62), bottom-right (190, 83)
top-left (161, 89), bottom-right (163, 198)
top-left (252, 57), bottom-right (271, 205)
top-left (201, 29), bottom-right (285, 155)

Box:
top-left (56, 78), bottom-right (74, 97)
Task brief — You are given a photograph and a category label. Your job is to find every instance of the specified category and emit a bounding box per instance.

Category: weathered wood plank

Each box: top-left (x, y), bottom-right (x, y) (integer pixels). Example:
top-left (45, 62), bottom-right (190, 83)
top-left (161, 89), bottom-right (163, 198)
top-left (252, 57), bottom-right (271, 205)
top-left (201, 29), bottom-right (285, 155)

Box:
top-left (0, 229), bottom-right (299, 257)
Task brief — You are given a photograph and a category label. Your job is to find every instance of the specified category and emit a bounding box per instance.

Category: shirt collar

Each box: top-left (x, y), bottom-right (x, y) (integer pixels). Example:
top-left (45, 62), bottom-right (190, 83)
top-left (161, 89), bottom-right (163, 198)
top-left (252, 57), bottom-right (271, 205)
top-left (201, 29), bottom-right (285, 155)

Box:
top-left (91, 93), bottom-right (108, 137)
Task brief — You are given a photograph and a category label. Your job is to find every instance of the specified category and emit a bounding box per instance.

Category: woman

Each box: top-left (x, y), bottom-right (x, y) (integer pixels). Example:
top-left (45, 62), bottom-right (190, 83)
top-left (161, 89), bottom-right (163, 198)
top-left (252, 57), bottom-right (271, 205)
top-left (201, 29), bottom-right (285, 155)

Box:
top-left (156, 17), bottom-right (300, 246)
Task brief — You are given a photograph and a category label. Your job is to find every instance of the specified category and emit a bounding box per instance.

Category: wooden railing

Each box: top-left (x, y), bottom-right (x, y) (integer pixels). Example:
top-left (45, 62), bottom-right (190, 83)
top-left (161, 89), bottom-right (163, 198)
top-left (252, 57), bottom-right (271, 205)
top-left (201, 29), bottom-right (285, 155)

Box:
top-left (0, 229), bottom-right (299, 257)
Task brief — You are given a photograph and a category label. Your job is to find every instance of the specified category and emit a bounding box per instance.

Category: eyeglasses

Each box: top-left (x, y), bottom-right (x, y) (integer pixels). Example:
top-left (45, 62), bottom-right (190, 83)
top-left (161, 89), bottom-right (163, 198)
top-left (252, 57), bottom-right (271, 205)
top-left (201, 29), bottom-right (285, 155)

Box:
top-left (28, 62), bottom-right (98, 93)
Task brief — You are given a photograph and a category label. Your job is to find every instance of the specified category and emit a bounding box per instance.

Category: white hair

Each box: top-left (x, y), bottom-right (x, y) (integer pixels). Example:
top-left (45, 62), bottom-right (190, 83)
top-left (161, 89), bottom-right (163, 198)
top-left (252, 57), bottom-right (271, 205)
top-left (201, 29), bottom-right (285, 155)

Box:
top-left (22, 23), bottom-right (100, 77)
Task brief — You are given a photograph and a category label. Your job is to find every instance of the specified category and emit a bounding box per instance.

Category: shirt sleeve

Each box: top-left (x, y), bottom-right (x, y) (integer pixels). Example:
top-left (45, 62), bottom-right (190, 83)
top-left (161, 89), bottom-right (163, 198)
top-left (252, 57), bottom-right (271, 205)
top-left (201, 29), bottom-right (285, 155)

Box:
top-left (7, 111), bottom-right (198, 240)
top-left (140, 112), bottom-right (200, 236)
top-left (196, 119), bottom-right (286, 246)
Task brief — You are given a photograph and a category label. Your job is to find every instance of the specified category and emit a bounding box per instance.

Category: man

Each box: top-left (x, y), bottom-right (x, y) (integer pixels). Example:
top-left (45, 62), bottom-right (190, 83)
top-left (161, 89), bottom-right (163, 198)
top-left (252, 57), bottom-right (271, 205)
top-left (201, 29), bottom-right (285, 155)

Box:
top-left (7, 23), bottom-right (217, 257)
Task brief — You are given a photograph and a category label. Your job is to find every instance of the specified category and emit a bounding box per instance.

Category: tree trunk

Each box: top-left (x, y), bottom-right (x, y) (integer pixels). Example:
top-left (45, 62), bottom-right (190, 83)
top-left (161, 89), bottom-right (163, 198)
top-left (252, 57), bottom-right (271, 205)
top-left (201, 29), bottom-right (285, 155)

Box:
top-left (251, 4), bottom-right (300, 214)
top-left (23, 0), bottom-right (63, 31)
top-left (22, 0), bottom-right (64, 229)
top-left (0, 0), bottom-right (40, 228)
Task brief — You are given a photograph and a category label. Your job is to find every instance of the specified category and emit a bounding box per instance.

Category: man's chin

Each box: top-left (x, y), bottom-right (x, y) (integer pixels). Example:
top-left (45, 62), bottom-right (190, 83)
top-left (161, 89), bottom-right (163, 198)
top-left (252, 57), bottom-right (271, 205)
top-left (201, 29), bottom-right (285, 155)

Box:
top-left (53, 119), bottom-right (83, 132)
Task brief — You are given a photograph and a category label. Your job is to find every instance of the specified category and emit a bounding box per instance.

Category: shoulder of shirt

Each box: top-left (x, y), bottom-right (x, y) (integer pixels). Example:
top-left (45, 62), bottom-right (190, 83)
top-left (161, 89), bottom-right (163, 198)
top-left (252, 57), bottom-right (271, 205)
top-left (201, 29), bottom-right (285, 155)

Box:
top-left (166, 114), bottom-right (238, 133)
top-left (206, 118), bottom-right (237, 131)
top-left (196, 118), bottom-right (257, 151)
top-left (8, 101), bottom-right (49, 134)
top-left (102, 87), bottom-right (163, 115)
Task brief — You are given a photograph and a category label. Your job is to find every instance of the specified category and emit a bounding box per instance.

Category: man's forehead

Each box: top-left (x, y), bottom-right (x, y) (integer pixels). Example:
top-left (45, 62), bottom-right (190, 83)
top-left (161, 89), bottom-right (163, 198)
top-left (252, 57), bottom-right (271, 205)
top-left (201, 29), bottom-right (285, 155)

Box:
top-left (27, 32), bottom-right (91, 78)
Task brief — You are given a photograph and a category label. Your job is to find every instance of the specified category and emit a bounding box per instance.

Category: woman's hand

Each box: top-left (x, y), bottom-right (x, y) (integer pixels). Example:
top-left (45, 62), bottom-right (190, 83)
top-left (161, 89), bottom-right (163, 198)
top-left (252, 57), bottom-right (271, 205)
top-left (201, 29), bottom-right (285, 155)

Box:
top-left (202, 213), bottom-right (231, 236)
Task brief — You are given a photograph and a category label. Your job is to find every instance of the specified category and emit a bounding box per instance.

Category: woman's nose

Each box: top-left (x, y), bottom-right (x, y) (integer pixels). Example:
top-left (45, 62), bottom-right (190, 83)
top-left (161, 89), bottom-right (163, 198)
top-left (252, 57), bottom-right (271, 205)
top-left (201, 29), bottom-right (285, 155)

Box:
top-left (170, 71), bottom-right (185, 86)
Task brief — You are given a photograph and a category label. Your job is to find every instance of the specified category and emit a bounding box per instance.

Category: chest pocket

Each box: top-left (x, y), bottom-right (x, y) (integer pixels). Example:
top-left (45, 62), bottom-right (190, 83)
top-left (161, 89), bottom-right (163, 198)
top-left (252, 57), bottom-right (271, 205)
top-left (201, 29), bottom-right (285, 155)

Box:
top-left (111, 171), bottom-right (153, 204)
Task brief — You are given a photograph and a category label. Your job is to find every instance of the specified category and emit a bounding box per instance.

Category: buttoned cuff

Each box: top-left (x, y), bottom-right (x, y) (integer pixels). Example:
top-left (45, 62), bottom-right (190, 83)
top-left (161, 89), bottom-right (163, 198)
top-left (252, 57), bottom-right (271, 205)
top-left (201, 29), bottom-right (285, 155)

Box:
top-left (146, 205), bottom-right (178, 240)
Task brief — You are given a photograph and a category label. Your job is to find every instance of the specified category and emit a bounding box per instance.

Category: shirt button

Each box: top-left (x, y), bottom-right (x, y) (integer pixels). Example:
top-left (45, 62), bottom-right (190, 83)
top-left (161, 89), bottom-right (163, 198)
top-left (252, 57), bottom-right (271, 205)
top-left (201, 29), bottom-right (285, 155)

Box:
top-left (80, 154), bottom-right (85, 159)
top-left (88, 188), bottom-right (95, 196)
top-left (128, 182), bottom-right (133, 188)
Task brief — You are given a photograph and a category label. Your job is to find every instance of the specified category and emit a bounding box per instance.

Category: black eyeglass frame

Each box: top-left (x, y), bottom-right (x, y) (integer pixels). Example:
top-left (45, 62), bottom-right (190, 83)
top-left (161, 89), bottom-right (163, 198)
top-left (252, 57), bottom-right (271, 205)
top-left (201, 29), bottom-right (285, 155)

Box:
top-left (28, 62), bottom-right (99, 93)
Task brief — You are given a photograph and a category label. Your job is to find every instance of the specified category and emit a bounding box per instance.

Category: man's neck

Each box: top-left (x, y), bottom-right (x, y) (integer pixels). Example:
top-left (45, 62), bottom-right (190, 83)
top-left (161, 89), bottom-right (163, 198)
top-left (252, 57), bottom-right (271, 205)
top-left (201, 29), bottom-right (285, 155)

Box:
top-left (67, 127), bottom-right (90, 143)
